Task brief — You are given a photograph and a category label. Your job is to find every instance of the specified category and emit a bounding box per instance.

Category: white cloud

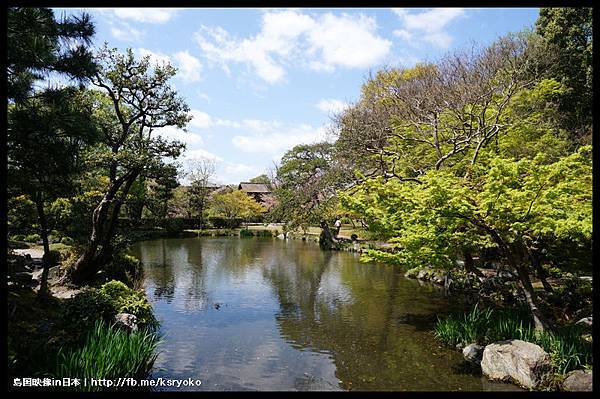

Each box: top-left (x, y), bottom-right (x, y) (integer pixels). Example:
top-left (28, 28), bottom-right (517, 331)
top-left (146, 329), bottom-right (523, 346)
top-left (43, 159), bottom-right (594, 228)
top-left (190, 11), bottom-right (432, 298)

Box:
top-left (316, 99), bottom-right (349, 115)
top-left (110, 25), bottom-right (144, 42)
top-left (231, 123), bottom-right (330, 158)
top-left (173, 51), bottom-right (202, 82)
top-left (155, 126), bottom-right (204, 145)
top-left (305, 13), bottom-right (391, 70)
top-left (391, 8), bottom-right (465, 48)
top-left (182, 148), bottom-right (223, 163)
top-left (136, 48), bottom-right (204, 82)
top-left (136, 48), bottom-right (171, 66)
top-left (215, 162), bottom-right (263, 185)
top-left (188, 109), bottom-right (212, 129)
top-left (194, 10), bottom-right (391, 84)
top-left (111, 8), bottom-right (179, 24)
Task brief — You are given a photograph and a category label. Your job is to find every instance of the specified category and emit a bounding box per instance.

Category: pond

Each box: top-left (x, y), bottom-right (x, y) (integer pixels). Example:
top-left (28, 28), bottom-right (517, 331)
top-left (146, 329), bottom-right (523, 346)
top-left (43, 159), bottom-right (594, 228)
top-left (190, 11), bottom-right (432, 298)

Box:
top-left (131, 237), bottom-right (520, 391)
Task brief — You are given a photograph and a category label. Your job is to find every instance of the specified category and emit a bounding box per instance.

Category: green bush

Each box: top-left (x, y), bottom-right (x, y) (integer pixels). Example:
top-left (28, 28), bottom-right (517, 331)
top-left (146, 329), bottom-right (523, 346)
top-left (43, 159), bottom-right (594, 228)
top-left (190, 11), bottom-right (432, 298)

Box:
top-left (103, 253), bottom-right (144, 287)
top-left (163, 218), bottom-right (186, 235)
top-left (255, 229), bottom-right (273, 237)
top-left (61, 289), bottom-right (114, 333)
top-left (60, 236), bottom-right (75, 245)
top-left (434, 305), bottom-right (592, 375)
top-left (53, 321), bottom-right (160, 391)
top-left (24, 233), bottom-right (41, 243)
top-left (11, 234), bottom-right (26, 242)
top-left (99, 280), bottom-right (158, 329)
top-left (239, 228), bottom-right (254, 237)
top-left (62, 280), bottom-right (158, 332)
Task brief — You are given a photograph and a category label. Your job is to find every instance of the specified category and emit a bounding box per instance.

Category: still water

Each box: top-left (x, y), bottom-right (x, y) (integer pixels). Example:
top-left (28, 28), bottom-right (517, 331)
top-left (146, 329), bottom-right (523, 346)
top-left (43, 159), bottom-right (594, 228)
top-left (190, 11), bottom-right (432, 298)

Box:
top-left (131, 237), bottom-right (519, 391)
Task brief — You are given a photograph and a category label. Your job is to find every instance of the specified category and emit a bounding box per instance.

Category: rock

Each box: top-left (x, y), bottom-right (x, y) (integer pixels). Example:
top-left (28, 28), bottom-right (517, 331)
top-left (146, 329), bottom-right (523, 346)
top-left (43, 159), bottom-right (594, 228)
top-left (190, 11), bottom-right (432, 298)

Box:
top-left (481, 340), bottom-right (551, 389)
top-left (562, 369), bottom-right (592, 392)
top-left (456, 342), bottom-right (465, 350)
top-left (276, 234), bottom-right (286, 240)
top-left (463, 343), bottom-right (484, 365)
top-left (404, 268), bottom-right (419, 279)
top-left (575, 317), bottom-right (592, 329)
top-left (114, 313), bottom-right (138, 331)
top-left (432, 275), bottom-right (445, 285)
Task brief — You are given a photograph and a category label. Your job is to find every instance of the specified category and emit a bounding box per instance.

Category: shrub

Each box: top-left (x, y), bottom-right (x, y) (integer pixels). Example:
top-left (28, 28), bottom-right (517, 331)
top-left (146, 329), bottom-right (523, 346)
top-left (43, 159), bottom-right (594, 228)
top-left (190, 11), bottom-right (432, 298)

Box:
top-left (103, 253), bottom-right (144, 288)
top-left (239, 228), bottom-right (254, 237)
top-left (62, 280), bottom-right (158, 332)
top-left (163, 218), bottom-right (186, 235)
top-left (99, 280), bottom-right (158, 329)
top-left (53, 321), bottom-right (160, 391)
top-left (60, 236), bottom-right (75, 246)
top-left (11, 234), bottom-right (26, 242)
top-left (255, 229), bottom-right (273, 237)
top-left (61, 289), bottom-right (114, 333)
top-left (24, 233), bottom-right (41, 243)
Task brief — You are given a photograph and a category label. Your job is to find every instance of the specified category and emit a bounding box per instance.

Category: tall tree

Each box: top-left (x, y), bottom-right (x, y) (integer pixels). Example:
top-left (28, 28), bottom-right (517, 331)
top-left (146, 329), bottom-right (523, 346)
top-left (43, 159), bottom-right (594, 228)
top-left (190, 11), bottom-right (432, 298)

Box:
top-left (8, 89), bottom-right (100, 297)
top-left (67, 46), bottom-right (190, 284)
top-left (536, 7), bottom-right (593, 141)
top-left (186, 159), bottom-right (217, 225)
top-left (271, 142), bottom-right (352, 247)
top-left (208, 190), bottom-right (266, 227)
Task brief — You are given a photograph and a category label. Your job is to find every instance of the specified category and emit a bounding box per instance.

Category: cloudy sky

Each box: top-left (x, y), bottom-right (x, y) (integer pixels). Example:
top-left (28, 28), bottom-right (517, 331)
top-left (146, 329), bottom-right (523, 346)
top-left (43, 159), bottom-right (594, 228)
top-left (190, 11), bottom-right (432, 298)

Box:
top-left (55, 7), bottom-right (540, 184)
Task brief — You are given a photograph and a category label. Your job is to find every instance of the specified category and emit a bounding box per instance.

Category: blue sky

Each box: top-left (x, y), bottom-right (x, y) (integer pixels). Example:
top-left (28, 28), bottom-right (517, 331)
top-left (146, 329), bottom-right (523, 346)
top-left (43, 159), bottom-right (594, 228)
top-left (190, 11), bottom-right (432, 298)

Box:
top-left (55, 7), bottom-right (540, 184)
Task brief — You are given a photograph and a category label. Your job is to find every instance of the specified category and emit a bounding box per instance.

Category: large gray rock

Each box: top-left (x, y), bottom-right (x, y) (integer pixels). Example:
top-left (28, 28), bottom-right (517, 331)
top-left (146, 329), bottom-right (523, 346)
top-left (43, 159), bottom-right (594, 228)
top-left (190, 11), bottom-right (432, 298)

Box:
top-left (562, 369), bottom-right (592, 392)
top-left (481, 340), bottom-right (551, 389)
top-left (114, 313), bottom-right (138, 331)
top-left (463, 343), bottom-right (484, 365)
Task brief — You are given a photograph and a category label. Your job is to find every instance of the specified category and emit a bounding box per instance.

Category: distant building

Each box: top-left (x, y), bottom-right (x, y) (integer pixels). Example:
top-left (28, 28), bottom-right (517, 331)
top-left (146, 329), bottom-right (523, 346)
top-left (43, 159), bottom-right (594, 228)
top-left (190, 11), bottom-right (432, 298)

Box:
top-left (238, 182), bottom-right (276, 209)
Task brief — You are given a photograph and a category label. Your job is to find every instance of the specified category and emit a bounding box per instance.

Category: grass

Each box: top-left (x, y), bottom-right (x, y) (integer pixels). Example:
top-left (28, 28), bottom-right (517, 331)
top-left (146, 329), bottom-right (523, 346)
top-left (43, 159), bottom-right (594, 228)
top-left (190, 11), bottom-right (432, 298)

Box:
top-left (434, 305), bottom-right (592, 375)
top-left (53, 321), bottom-right (161, 391)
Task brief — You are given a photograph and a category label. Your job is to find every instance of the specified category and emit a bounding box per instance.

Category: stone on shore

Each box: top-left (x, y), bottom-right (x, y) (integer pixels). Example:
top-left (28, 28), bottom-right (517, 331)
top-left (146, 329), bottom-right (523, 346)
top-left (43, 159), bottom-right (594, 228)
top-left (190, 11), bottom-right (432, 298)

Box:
top-left (481, 339), bottom-right (551, 389)
top-left (114, 313), bottom-right (138, 331)
top-left (463, 343), bottom-right (484, 365)
top-left (562, 369), bottom-right (592, 392)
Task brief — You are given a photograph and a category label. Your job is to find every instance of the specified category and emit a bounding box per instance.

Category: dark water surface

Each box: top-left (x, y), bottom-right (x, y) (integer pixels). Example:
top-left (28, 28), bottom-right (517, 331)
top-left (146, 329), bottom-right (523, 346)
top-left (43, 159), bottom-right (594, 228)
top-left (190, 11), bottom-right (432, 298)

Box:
top-left (131, 237), bottom-right (519, 391)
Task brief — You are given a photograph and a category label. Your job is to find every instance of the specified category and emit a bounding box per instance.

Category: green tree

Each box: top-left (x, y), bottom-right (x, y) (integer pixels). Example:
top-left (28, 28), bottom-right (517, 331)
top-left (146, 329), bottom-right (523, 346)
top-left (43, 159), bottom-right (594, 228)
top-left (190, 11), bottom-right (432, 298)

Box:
top-left (144, 163), bottom-right (180, 219)
top-left (271, 142), bottom-right (352, 246)
top-left (8, 88), bottom-right (100, 296)
top-left (208, 190), bottom-right (266, 227)
top-left (249, 174), bottom-right (272, 186)
top-left (7, 7), bottom-right (96, 102)
top-left (186, 159), bottom-right (217, 225)
top-left (536, 7), bottom-right (593, 140)
top-left (68, 46), bottom-right (190, 284)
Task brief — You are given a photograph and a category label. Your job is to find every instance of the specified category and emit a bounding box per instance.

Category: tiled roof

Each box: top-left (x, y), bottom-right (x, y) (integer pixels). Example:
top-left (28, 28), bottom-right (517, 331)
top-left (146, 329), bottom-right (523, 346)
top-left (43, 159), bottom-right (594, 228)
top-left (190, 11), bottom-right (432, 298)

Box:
top-left (238, 182), bottom-right (271, 193)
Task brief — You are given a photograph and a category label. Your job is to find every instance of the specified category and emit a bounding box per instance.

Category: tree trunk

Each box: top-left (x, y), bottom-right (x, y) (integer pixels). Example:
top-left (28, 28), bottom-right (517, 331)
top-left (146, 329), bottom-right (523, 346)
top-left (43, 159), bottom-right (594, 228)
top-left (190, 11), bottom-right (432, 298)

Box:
top-left (319, 220), bottom-right (338, 250)
top-left (68, 174), bottom-right (132, 284)
top-left (529, 248), bottom-right (553, 293)
top-left (35, 194), bottom-right (51, 299)
top-left (514, 263), bottom-right (550, 332)
top-left (463, 250), bottom-right (484, 277)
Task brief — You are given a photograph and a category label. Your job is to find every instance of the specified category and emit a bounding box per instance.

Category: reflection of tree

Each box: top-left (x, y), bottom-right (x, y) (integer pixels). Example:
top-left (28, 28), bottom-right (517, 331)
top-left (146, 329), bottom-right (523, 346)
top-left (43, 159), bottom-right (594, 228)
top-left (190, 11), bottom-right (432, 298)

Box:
top-left (264, 250), bottom-right (473, 391)
top-left (136, 238), bottom-right (210, 310)
top-left (262, 243), bottom-right (333, 320)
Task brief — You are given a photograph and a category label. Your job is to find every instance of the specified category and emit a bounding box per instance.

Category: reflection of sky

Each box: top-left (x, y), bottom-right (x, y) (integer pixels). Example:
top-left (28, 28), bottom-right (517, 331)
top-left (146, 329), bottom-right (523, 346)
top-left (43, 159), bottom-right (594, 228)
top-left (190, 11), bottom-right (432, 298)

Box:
top-left (132, 238), bottom-right (520, 391)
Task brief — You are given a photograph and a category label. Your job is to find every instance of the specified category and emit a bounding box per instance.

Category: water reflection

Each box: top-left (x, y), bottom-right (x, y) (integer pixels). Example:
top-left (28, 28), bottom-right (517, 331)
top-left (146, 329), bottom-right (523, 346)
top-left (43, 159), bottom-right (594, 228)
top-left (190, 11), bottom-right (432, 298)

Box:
top-left (132, 237), bottom-right (520, 391)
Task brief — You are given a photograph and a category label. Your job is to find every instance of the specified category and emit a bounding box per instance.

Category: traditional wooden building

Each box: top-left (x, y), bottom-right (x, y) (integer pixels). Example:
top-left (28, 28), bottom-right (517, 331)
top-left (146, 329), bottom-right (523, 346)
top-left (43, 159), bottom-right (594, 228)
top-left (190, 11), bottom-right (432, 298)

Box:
top-left (237, 182), bottom-right (276, 209)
